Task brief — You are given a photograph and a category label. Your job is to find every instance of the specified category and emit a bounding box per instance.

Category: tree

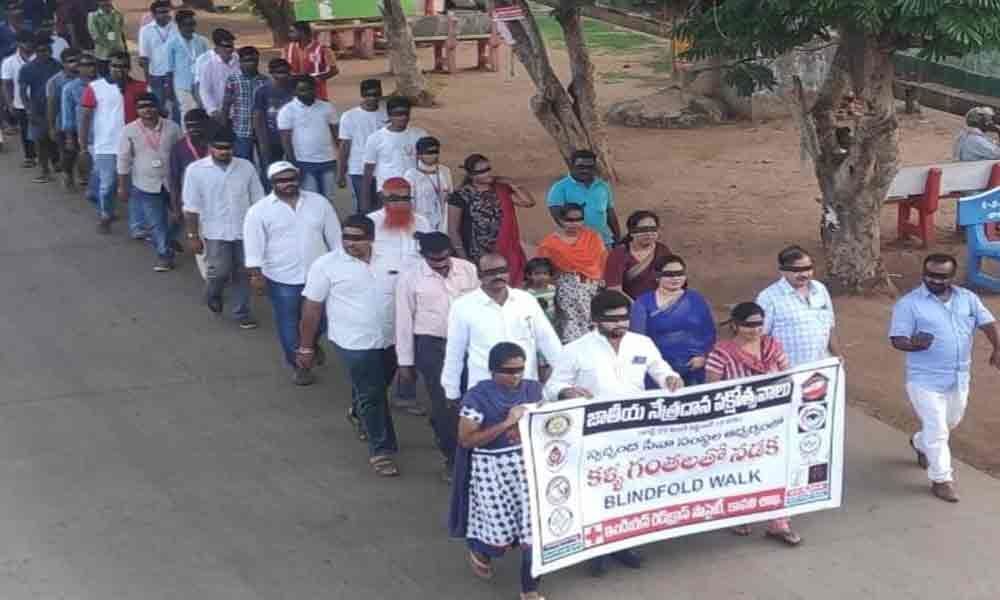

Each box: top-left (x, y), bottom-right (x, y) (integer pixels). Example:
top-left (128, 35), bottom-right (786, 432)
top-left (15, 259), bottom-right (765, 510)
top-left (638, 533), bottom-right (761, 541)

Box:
top-left (248, 0), bottom-right (293, 47)
top-left (383, 0), bottom-right (436, 106)
top-left (502, 0), bottom-right (617, 180)
top-left (677, 0), bottom-right (1000, 292)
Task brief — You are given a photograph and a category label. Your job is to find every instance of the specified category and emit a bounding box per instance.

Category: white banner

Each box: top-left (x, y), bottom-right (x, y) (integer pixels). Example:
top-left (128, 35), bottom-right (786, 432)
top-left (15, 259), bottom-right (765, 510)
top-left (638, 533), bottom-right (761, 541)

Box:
top-left (520, 358), bottom-right (845, 577)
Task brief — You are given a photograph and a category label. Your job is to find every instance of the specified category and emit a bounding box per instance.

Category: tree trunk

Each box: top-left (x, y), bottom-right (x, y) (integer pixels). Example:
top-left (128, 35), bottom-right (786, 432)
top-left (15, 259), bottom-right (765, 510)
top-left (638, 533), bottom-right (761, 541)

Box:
top-left (805, 34), bottom-right (898, 293)
top-left (504, 0), bottom-right (617, 180)
top-left (250, 0), bottom-right (291, 47)
top-left (383, 0), bottom-right (436, 106)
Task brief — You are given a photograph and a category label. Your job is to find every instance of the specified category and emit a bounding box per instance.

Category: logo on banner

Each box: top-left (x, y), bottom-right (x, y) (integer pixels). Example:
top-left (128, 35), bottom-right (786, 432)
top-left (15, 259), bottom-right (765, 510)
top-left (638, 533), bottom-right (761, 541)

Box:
top-left (798, 404), bottom-right (827, 432)
top-left (544, 440), bottom-right (570, 472)
top-left (548, 507), bottom-right (574, 536)
top-left (544, 414), bottom-right (572, 437)
top-left (583, 524), bottom-right (605, 547)
top-left (799, 432), bottom-right (822, 458)
top-left (546, 476), bottom-right (571, 505)
top-left (802, 372), bottom-right (830, 402)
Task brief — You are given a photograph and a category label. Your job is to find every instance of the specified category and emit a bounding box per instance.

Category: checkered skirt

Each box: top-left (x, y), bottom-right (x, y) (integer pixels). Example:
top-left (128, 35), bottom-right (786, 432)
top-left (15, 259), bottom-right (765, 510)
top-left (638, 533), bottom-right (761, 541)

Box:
top-left (466, 446), bottom-right (533, 547)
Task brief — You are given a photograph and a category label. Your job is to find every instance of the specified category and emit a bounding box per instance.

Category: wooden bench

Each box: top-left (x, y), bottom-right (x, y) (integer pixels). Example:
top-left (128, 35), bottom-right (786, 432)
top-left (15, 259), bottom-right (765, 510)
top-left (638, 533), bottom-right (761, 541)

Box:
top-left (312, 21), bottom-right (383, 60)
top-left (886, 159), bottom-right (1000, 247)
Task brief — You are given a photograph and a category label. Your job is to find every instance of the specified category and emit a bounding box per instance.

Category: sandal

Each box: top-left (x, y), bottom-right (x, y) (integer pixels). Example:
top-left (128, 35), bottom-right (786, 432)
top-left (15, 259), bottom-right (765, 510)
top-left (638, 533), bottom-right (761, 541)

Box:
top-left (731, 525), bottom-right (752, 536)
top-left (468, 550), bottom-right (494, 580)
top-left (346, 407), bottom-right (367, 441)
top-left (520, 594), bottom-right (545, 600)
top-left (369, 455), bottom-right (400, 477)
top-left (32, 174), bottom-right (51, 183)
top-left (765, 527), bottom-right (802, 546)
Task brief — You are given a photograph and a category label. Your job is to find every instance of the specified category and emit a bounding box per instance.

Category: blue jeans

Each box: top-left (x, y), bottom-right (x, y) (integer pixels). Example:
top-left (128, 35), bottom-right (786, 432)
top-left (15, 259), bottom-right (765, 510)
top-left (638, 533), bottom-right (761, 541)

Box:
top-left (266, 279), bottom-right (325, 367)
top-left (87, 153), bottom-right (118, 220)
top-left (296, 160), bottom-right (336, 200)
top-left (203, 239), bottom-right (251, 319)
top-left (234, 136), bottom-right (256, 163)
top-left (148, 75), bottom-right (179, 123)
top-left (333, 344), bottom-right (399, 457)
top-left (349, 173), bottom-right (378, 214)
top-left (130, 186), bottom-right (173, 259)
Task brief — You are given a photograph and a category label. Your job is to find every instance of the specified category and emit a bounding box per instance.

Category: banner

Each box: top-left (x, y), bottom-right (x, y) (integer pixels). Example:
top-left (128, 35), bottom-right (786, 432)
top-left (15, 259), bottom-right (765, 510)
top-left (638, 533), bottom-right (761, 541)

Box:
top-left (520, 358), bottom-right (845, 577)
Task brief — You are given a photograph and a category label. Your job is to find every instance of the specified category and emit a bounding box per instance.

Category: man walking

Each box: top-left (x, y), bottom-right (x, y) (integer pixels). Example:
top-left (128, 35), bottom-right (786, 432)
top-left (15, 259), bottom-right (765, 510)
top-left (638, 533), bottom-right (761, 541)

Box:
top-left (79, 50), bottom-right (147, 234)
top-left (252, 57), bottom-right (294, 173)
top-left (546, 149), bottom-right (620, 246)
top-left (117, 92), bottom-right (182, 271)
top-left (221, 45), bottom-right (266, 161)
top-left (404, 136), bottom-right (453, 233)
top-left (19, 33), bottom-right (61, 183)
top-left (395, 231), bottom-right (479, 481)
top-left (544, 288), bottom-right (681, 576)
top-left (441, 253), bottom-right (563, 403)
top-left (361, 96), bottom-right (427, 213)
top-left (284, 21), bottom-right (336, 100)
top-left (756, 245), bottom-right (839, 366)
top-left (182, 127), bottom-right (265, 328)
top-left (244, 161), bottom-right (341, 385)
top-left (46, 47), bottom-right (80, 188)
top-left (60, 52), bottom-right (96, 189)
top-left (137, 0), bottom-right (176, 121)
top-left (369, 177), bottom-right (429, 270)
top-left (194, 28), bottom-right (238, 122)
top-left (163, 10), bottom-right (209, 124)
top-left (86, 0), bottom-right (125, 77)
top-left (297, 214), bottom-right (404, 478)
top-left (168, 108), bottom-right (210, 235)
top-left (337, 78), bottom-right (386, 213)
top-left (889, 253), bottom-right (1000, 503)
top-left (2, 30), bottom-right (36, 167)
top-left (277, 75), bottom-right (338, 200)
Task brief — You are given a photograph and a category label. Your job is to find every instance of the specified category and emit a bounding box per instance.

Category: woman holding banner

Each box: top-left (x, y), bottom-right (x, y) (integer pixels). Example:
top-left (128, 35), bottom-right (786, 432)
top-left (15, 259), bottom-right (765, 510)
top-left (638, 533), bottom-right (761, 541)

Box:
top-left (705, 301), bottom-right (802, 546)
top-left (448, 342), bottom-right (545, 600)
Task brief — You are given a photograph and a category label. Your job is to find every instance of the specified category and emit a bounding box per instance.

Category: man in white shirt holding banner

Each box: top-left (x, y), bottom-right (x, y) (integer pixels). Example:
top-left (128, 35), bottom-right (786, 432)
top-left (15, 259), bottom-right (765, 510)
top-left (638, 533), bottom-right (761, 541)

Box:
top-left (544, 288), bottom-right (683, 578)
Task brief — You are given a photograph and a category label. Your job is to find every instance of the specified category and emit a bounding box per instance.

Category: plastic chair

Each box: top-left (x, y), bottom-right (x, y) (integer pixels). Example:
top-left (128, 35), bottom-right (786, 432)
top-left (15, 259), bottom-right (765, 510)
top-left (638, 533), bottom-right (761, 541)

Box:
top-left (957, 187), bottom-right (1000, 291)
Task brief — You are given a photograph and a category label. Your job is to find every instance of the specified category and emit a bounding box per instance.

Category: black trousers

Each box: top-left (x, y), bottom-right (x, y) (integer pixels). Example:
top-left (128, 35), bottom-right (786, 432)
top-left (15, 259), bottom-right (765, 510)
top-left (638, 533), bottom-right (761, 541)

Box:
top-left (414, 335), bottom-right (460, 466)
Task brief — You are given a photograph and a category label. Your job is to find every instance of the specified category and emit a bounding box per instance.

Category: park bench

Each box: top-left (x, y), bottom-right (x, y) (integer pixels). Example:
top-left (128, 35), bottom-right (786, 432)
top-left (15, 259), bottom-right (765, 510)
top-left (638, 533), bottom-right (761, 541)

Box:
top-left (312, 21), bottom-right (382, 59)
top-left (886, 159), bottom-right (1000, 247)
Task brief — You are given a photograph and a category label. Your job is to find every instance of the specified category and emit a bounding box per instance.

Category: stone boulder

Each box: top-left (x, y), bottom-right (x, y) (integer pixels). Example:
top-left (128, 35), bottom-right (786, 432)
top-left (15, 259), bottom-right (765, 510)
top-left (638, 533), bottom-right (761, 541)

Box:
top-left (606, 91), bottom-right (729, 129)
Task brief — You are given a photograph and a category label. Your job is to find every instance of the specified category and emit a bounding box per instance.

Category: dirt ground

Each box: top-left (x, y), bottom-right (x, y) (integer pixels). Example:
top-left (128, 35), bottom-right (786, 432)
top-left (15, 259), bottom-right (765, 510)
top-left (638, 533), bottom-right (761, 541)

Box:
top-left (117, 3), bottom-right (1000, 477)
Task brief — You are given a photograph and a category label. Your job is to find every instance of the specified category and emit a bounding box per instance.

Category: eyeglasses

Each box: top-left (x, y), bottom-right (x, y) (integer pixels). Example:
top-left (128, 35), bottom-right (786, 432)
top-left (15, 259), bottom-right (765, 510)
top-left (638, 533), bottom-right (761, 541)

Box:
top-left (629, 226), bottom-right (658, 235)
top-left (385, 195), bottom-right (413, 202)
top-left (470, 167), bottom-right (492, 175)
top-left (561, 216), bottom-right (585, 223)
top-left (419, 150), bottom-right (440, 156)
top-left (923, 272), bottom-right (953, 281)
top-left (136, 103), bottom-right (157, 110)
top-left (780, 264), bottom-right (814, 273)
top-left (737, 320), bottom-right (765, 329)
top-left (657, 270), bottom-right (686, 278)
top-left (342, 233), bottom-right (371, 242)
top-left (494, 366), bottom-right (525, 375)
top-left (211, 144), bottom-right (233, 150)
top-left (479, 267), bottom-right (509, 277)
top-left (272, 176), bottom-right (298, 184)
top-left (110, 63), bottom-right (129, 69)
top-left (218, 43), bottom-right (235, 49)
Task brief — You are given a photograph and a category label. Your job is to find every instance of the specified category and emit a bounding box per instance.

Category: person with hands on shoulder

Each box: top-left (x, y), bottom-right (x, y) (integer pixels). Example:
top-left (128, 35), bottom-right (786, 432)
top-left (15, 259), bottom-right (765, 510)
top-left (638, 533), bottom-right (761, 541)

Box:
top-left (448, 342), bottom-right (547, 600)
top-left (889, 253), bottom-right (1000, 504)
top-left (543, 289), bottom-right (681, 577)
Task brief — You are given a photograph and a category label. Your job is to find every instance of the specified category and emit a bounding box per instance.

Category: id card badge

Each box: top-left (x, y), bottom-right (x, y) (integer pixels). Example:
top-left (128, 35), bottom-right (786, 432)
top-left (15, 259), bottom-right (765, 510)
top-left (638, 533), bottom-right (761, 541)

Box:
top-left (151, 159), bottom-right (163, 168)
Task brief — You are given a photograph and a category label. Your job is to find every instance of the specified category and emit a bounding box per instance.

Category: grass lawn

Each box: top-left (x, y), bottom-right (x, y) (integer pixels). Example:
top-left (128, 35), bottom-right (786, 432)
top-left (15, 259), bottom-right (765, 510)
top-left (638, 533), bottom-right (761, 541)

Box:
top-left (529, 5), bottom-right (660, 52)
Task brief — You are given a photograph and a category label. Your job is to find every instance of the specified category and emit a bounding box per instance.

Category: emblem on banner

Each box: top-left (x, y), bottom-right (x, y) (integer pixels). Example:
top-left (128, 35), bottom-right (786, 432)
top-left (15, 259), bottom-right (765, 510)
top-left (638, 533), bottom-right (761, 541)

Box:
top-left (544, 440), bottom-right (570, 472)
top-left (798, 404), bottom-right (827, 432)
top-left (546, 476), bottom-right (571, 505)
top-left (801, 372), bottom-right (830, 402)
top-left (583, 524), bottom-right (605, 547)
top-left (544, 413), bottom-right (572, 437)
top-left (548, 507), bottom-right (574, 536)
top-left (799, 432), bottom-right (822, 458)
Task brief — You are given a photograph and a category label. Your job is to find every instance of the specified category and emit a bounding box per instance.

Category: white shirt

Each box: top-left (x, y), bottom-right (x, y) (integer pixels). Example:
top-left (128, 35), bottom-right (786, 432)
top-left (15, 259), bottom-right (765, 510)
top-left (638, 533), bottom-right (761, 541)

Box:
top-left (84, 78), bottom-right (125, 155)
top-left (404, 164), bottom-right (453, 233)
top-left (1, 52), bottom-right (33, 109)
top-left (181, 156), bottom-right (265, 241)
top-left (442, 287), bottom-right (563, 400)
top-left (193, 49), bottom-right (238, 114)
top-left (276, 98), bottom-right (338, 163)
top-left (543, 330), bottom-right (679, 402)
top-left (303, 250), bottom-right (401, 351)
top-left (756, 277), bottom-right (835, 367)
top-left (243, 190), bottom-right (342, 285)
top-left (363, 125), bottom-right (428, 190)
top-left (50, 36), bottom-right (70, 64)
top-left (138, 21), bottom-right (177, 76)
top-left (338, 104), bottom-right (387, 175)
top-left (367, 207), bottom-right (430, 272)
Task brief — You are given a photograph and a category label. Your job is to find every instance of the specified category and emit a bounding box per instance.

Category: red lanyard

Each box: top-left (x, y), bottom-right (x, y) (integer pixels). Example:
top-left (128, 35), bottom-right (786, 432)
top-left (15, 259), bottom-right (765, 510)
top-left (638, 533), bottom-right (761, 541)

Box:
top-left (185, 136), bottom-right (205, 159)
top-left (420, 168), bottom-right (442, 197)
top-left (139, 121), bottom-right (163, 152)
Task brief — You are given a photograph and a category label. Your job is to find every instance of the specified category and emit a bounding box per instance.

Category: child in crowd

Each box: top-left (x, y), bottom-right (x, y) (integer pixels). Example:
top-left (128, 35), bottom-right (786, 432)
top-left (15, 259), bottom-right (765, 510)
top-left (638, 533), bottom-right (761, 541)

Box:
top-left (523, 257), bottom-right (556, 380)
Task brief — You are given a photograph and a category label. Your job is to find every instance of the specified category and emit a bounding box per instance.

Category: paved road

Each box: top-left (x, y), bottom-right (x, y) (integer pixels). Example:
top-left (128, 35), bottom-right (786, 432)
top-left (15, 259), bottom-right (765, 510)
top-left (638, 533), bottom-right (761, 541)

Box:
top-left (1, 151), bottom-right (999, 600)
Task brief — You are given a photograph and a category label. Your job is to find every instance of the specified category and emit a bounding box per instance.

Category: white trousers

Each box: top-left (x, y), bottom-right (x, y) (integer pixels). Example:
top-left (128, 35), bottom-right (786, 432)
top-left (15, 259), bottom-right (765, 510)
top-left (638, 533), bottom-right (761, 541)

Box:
top-left (906, 382), bottom-right (969, 483)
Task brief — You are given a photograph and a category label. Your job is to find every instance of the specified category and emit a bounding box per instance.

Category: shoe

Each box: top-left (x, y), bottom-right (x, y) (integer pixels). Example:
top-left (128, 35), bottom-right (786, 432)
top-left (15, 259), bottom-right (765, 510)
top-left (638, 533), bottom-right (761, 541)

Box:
top-left (292, 368), bottom-right (315, 386)
top-left (931, 481), bottom-right (959, 503)
top-left (611, 549), bottom-right (643, 569)
top-left (96, 218), bottom-right (111, 234)
top-left (206, 298), bottom-right (223, 314)
top-left (910, 438), bottom-right (929, 469)
top-left (239, 317), bottom-right (258, 330)
top-left (587, 556), bottom-right (609, 578)
top-left (153, 259), bottom-right (174, 272)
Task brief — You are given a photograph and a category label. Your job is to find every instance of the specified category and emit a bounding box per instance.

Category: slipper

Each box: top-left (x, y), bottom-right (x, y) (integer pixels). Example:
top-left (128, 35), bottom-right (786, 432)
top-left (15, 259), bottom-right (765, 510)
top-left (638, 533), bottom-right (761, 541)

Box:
top-left (520, 594), bottom-right (545, 600)
top-left (369, 455), bottom-right (400, 477)
top-left (468, 550), bottom-right (494, 580)
top-left (731, 525), bottom-right (752, 537)
top-left (765, 528), bottom-right (802, 546)
top-left (32, 174), bottom-right (51, 183)
top-left (346, 407), bottom-right (367, 441)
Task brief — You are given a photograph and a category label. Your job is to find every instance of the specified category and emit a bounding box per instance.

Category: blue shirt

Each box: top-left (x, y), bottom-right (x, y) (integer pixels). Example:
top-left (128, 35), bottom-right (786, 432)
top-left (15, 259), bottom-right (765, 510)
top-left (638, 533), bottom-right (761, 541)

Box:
top-left (60, 77), bottom-right (88, 139)
top-left (19, 57), bottom-right (60, 117)
top-left (546, 174), bottom-right (615, 245)
top-left (889, 284), bottom-right (996, 391)
top-left (164, 33), bottom-right (209, 92)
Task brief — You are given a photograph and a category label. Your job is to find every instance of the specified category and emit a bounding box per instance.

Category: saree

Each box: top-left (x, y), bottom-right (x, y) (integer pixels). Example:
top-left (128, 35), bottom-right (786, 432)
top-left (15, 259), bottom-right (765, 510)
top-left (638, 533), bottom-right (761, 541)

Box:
top-left (537, 228), bottom-right (608, 343)
top-left (494, 183), bottom-right (527, 287)
top-left (630, 289), bottom-right (716, 384)
top-left (603, 241), bottom-right (672, 300)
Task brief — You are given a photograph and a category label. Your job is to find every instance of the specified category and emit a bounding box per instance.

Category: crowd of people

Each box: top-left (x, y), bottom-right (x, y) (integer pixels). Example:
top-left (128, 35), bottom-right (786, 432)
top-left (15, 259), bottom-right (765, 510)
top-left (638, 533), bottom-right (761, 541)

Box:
top-left (4, 2), bottom-right (1000, 598)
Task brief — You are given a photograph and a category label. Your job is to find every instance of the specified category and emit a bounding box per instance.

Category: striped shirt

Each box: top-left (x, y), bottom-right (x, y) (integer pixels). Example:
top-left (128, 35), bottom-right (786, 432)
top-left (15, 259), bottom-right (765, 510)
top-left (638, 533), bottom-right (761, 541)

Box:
top-left (705, 336), bottom-right (789, 380)
top-left (756, 277), bottom-right (835, 367)
top-left (223, 72), bottom-right (267, 138)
